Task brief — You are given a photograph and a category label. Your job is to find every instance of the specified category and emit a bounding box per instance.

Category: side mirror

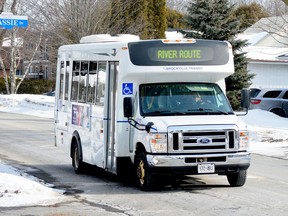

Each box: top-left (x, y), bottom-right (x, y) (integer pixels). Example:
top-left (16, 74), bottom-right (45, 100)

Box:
top-left (241, 88), bottom-right (250, 109)
top-left (123, 97), bottom-right (133, 118)
top-left (145, 122), bottom-right (154, 133)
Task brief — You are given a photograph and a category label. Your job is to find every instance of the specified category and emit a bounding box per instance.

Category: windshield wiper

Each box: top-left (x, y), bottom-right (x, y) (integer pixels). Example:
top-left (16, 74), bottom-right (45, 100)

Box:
top-left (214, 110), bottom-right (231, 115)
top-left (187, 108), bottom-right (212, 112)
top-left (143, 109), bottom-right (231, 116)
top-left (143, 110), bottom-right (171, 116)
top-left (143, 110), bottom-right (187, 116)
top-left (187, 108), bottom-right (230, 115)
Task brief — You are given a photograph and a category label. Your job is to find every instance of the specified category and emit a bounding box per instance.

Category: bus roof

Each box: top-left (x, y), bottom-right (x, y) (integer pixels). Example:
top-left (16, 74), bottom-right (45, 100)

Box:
top-left (80, 34), bottom-right (140, 43)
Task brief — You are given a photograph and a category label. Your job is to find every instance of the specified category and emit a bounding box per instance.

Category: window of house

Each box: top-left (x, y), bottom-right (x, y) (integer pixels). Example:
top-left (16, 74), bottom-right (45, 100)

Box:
top-left (29, 66), bottom-right (33, 74)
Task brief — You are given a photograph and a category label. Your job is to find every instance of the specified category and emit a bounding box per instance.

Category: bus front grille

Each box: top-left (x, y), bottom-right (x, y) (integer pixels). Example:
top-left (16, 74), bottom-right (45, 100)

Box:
top-left (168, 125), bottom-right (238, 154)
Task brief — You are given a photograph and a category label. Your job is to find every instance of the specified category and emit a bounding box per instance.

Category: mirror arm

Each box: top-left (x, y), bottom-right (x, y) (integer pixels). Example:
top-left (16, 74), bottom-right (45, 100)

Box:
top-left (127, 118), bottom-right (154, 133)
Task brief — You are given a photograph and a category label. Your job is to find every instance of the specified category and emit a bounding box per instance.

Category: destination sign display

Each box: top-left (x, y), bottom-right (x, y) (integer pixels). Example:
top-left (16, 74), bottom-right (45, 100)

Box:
top-left (149, 47), bottom-right (213, 62)
top-left (128, 40), bottom-right (229, 66)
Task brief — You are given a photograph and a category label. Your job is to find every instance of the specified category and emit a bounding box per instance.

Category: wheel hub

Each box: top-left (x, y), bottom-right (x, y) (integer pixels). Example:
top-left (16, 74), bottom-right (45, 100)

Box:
top-left (137, 160), bottom-right (145, 185)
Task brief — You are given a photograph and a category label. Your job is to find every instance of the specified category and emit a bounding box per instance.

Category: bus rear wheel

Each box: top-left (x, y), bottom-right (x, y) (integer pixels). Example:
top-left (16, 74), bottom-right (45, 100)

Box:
top-left (72, 143), bottom-right (85, 174)
top-left (135, 152), bottom-right (156, 191)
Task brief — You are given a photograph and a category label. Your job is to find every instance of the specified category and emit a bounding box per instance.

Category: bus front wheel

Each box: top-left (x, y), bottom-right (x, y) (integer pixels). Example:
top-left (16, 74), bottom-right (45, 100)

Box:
top-left (135, 152), bottom-right (156, 191)
top-left (227, 170), bottom-right (247, 187)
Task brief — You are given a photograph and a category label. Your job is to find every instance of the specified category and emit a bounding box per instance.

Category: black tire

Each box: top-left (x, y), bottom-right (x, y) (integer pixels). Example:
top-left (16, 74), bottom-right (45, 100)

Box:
top-left (135, 152), bottom-right (156, 191)
top-left (227, 170), bottom-right (247, 187)
top-left (72, 141), bottom-right (85, 174)
top-left (270, 108), bottom-right (285, 117)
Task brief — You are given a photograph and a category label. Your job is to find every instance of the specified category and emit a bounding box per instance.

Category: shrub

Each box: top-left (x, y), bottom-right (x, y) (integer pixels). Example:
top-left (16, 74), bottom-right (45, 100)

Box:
top-left (0, 78), bottom-right (55, 94)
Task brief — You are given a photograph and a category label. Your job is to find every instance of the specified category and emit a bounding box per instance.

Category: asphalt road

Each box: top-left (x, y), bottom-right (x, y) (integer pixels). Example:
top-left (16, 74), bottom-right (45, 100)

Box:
top-left (0, 112), bottom-right (288, 216)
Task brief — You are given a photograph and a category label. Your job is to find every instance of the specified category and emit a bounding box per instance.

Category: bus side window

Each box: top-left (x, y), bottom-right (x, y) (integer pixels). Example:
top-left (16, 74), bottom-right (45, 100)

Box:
top-left (71, 61), bottom-right (80, 101)
top-left (59, 61), bottom-right (65, 100)
top-left (78, 61), bottom-right (88, 102)
top-left (64, 61), bottom-right (70, 100)
top-left (96, 62), bottom-right (106, 105)
top-left (87, 61), bottom-right (97, 103)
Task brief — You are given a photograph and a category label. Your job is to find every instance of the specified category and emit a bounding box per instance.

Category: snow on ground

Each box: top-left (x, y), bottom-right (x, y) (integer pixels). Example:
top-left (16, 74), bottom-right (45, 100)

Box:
top-left (0, 94), bottom-right (54, 118)
top-left (0, 163), bottom-right (67, 207)
top-left (240, 109), bottom-right (288, 159)
top-left (0, 94), bottom-right (66, 207)
top-left (0, 94), bottom-right (288, 207)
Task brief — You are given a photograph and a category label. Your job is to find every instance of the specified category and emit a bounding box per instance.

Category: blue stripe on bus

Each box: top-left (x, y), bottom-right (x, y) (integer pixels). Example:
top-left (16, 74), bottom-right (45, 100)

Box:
top-left (91, 117), bottom-right (127, 122)
top-left (116, 121), bottom-right (158, 131)
top-left (117, 120), bottom-right (129, 123)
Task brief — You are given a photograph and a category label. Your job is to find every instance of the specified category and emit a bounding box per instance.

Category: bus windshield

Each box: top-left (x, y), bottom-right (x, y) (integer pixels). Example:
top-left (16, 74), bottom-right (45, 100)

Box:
top-left (139, 83), bottom-right (234, 116)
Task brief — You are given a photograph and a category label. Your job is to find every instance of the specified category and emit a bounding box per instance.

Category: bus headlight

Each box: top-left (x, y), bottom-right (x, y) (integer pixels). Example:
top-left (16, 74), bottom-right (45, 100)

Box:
top-left (150, 133), bottom-right (167, 153)
top-left (239, 131), bottom-right (249, 150)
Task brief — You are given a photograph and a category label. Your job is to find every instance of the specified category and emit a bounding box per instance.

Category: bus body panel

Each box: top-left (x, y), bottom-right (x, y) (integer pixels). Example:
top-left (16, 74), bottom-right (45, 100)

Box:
top-left (54, 36), bottom-right (250, 187)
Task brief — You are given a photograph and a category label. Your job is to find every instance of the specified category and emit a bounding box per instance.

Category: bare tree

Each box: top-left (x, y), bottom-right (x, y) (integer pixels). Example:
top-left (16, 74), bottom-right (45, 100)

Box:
top-left (0, 0), bottom-right (45, 94)
top-left (262, 0), bottom-right (288, 15)
top-left (230, 0), bottom-right (263, 6)
top-left (16, 0), bottom-right (113, 81)
top-left (0, 0), bottom-right (18, 94)
top-left (23, 0), bottom-right (111, 44)
top-left (15, 30), bottom-right (43, 93)
top-left (249, 15), bottom-right (288, 46)
top-left (0, 0), bottom-right (10, 93)
top-left (242, 0), bottom-right (288, 47)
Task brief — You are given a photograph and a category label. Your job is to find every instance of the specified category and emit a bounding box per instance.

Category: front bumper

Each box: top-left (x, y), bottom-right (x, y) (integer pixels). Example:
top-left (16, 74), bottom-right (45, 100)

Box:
top-left (146, 152), bottom-right (251, 175)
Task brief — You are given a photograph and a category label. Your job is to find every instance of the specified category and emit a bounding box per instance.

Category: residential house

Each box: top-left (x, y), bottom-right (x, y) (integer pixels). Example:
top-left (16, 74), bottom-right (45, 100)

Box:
top-left (0, 31), bottom-right (52, 80)
top-left (239, 15), bottom-right (288, 89)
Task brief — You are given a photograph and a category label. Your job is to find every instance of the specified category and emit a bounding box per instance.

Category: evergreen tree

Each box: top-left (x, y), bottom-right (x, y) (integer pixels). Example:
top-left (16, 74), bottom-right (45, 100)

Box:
top-left (109, 0), bottom-right (148, 37)
top-left (109, 0), bottom-right (166, 39)
top-left (234, 2), bottom-right (269, 30)
top-left (183, 0), bottom-right (253, 109)
top-left (148, 0), bottom-right (167, 39)
top-left (166, 8), bottom-right (186, 29)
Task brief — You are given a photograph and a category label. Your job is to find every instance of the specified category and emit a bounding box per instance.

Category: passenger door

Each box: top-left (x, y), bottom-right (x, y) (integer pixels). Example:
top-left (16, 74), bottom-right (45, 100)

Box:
top-left (55, 56), bottom-right (70, 151)
top-left (104, 61), bottom-right (118, 172)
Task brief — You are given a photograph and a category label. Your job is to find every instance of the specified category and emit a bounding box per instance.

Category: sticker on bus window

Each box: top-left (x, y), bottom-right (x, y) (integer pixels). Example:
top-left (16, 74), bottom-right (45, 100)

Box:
top-left (122, 83), bottom-right (133, 95)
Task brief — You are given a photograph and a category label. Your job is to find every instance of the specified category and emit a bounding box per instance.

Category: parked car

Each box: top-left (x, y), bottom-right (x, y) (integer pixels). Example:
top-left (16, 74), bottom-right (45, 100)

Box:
top-left (43, 91), bottom-right (55, 96)
top-left (250, 88), bottom-right (288, 117)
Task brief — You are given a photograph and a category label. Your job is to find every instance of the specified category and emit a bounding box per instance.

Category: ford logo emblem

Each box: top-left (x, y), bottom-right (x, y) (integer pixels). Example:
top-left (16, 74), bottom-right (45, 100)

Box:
top-left (197, 138), bottom-right (212, 144)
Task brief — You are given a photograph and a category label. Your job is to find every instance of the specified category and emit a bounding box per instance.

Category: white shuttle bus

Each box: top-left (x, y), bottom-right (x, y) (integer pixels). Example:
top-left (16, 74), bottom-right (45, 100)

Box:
top-left (55, 34), bottom-right (251, 191)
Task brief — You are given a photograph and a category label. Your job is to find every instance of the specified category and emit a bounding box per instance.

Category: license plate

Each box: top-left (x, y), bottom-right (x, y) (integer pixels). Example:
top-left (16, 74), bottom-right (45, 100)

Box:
top-left (197, 163), bottom-right (215, 173)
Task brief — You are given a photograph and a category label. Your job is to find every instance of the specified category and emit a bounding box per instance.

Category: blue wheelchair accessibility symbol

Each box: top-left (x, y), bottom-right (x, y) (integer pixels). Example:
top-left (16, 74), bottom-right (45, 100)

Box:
top-left (122, 83), bottom-right (133, 95)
